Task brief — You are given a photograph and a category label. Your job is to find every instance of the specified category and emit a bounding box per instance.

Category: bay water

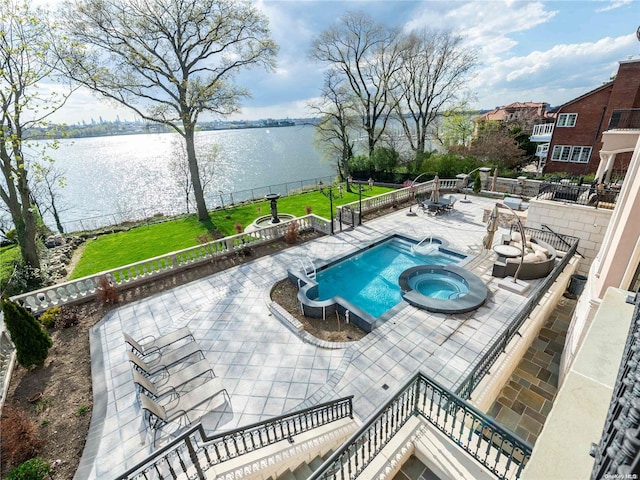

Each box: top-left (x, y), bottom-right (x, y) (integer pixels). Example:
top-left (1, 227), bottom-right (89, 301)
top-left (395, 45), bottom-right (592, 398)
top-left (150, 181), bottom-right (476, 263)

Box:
top-left (32, 125), bottom-right (335, 232)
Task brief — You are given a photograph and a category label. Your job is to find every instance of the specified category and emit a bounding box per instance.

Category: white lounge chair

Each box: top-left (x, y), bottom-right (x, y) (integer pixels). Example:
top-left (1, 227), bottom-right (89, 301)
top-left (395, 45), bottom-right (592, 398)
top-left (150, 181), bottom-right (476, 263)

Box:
top-left (126, 342), bottom-right (203, 377)
top-left (140, 377), bottom-right (229, 436)
top-left (124, 327), bottom-right (194, 356)
top-left (131, 360), bottom-right (215, 398)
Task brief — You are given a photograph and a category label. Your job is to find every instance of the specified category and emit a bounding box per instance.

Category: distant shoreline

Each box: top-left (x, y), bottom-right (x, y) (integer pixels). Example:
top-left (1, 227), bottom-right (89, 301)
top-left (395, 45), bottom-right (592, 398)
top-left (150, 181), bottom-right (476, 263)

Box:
top-left (28, 119), bottom-right (306, 141)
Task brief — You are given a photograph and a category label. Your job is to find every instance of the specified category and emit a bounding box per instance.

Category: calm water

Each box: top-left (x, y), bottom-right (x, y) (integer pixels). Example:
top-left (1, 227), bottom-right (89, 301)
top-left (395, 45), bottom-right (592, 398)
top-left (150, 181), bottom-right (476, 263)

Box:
top-left (28, 125), bottom-right (334, 232)
top-left (315, 239), bottom-right (461, 318)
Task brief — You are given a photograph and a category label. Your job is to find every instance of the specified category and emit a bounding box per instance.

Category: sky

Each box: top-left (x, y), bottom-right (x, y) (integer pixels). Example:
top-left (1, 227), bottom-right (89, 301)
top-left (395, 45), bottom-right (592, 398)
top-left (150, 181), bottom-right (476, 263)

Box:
top-left (46, 0), bottom-right (640, 124)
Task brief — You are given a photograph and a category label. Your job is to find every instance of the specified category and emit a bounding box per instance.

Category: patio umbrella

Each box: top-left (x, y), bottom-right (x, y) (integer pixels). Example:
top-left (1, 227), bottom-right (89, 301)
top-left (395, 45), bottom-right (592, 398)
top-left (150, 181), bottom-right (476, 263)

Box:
top-left (430, 174), bottom-right (440, 203)
top-left (491, 168), bottom-right (498, 192)
top-left (483, 203), bottom-right (499, 249)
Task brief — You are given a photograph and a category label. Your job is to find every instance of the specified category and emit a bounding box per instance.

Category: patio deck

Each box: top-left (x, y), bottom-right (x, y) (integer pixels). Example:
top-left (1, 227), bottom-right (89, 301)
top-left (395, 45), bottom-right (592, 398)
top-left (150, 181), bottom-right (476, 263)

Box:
top-left (79, 197), bottom-right (548, 479)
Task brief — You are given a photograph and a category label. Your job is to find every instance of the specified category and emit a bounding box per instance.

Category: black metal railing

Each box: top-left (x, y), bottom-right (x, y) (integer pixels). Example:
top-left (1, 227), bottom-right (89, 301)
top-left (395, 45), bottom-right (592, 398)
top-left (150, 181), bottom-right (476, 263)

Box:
top-left (536, 181), bottom-right (620, 209)
top-left (116, 396), bottom-right (353, 480)
top-left (310, 373), bottom-right (532, 480)
top-left (608, 109), bottom-right (640, 130)
top-left (455, 228), bottom-right (579, 400)
top-left (590, 290), bottom-right (640, 478)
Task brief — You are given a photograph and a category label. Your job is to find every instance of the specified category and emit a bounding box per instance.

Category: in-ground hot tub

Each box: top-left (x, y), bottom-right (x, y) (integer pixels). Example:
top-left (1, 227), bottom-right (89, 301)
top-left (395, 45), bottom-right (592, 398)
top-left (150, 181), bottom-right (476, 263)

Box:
top-left (398, 265), bottom-right (487, 314)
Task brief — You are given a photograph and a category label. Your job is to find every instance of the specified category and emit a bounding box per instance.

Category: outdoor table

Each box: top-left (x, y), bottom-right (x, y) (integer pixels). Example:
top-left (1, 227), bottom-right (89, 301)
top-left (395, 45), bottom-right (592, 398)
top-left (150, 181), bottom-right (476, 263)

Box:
top-left (493, 244), bottom-right (522, 258)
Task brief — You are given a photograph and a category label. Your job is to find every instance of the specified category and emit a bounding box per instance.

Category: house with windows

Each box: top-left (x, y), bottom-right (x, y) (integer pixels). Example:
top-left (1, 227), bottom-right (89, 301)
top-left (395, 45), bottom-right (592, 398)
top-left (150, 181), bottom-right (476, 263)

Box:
top-left (534, 57), bottom-right (640, 177)
top-left (474, 101), bottom-right (551, 137)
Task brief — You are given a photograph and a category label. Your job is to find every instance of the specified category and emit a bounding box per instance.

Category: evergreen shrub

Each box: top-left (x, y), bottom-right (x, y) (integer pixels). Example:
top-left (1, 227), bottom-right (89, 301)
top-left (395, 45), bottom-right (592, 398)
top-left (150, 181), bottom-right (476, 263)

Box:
top-left (1, 299), bottom-right (52, 367)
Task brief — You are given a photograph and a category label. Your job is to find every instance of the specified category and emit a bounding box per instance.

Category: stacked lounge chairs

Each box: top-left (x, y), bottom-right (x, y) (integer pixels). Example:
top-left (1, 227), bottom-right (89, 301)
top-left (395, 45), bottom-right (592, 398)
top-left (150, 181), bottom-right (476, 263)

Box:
top-left (124, 328), bottom-right (228, 444)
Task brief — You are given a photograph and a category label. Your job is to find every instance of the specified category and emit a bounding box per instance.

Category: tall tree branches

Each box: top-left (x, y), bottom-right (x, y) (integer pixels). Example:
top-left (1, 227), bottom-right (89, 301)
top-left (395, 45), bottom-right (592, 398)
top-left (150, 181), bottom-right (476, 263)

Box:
top-left (57, 0), bottom-right (278, 221)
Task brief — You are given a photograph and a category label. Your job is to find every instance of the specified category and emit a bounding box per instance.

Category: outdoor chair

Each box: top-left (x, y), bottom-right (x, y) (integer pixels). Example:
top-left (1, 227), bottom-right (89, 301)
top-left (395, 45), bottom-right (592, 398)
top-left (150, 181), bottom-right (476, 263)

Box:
top-left (446, 196), bottom-right (457, 211)
top-left (126, 342), bottom-right (204, 377)
top-left (123, 327), bottom-right (194, 356)
top-left (131, 359), bottom-right (215, 398)
top-left (140, 377), bottom-right (229, 443)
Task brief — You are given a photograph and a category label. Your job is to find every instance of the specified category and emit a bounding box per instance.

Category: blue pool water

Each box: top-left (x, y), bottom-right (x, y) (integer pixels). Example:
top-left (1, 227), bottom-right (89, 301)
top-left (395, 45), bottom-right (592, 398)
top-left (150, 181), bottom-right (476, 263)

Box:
top-left (314, 239), bottom-right (462, 318)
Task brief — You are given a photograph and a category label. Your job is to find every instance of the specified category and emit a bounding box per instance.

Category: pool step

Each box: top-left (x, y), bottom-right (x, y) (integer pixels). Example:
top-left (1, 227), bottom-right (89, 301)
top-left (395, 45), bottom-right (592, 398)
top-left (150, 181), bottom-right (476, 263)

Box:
top-left (388, 241), bottom-right (418, 255)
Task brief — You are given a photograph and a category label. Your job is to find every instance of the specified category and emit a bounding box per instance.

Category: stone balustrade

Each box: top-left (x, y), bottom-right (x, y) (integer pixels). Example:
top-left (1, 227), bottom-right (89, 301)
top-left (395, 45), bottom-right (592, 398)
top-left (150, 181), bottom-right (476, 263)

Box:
top-left (0, 330), bottom-right (16, 410)
top-left (337, 179), bottom-right (460, 218)
top-left (11, 215), bottom-right (326, 315)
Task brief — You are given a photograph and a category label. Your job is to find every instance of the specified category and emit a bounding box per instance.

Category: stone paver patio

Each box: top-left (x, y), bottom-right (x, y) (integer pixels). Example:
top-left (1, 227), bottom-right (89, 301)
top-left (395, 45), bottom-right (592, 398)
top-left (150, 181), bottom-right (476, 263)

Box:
top-left (78, 197), bottom-right (546, 479)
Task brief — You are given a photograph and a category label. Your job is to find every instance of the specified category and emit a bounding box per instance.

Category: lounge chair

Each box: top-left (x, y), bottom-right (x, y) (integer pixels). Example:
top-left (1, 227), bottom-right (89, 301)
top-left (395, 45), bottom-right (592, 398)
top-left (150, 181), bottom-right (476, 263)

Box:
top-left (124, 327), bottom-right (194, 356)
top-left (126, 342), bottom-right (204, 377)
top-left (140, 377), bottom-right (229, 433)
top-left (131, 360), bottom-right (215, 398)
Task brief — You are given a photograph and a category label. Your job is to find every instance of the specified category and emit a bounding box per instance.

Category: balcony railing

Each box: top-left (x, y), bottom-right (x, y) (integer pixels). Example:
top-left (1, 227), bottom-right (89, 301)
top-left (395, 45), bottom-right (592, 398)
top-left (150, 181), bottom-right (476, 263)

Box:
top-left (310, 373), bottom-right (532, 480)
top-left (608, 109), bottom-right (640, 130)
top-left (456, 227), bottom-right (579, 400)
top-left (535, 143), bottom-right (549, 157)
top-left (590, 290), bottom-right (640, 478)
top-left (535, 181), bottom-right (620, 209)
top-left (531, 123), bottom-right (554, 139)
top-left (115, 396), bottom-right (354, 479)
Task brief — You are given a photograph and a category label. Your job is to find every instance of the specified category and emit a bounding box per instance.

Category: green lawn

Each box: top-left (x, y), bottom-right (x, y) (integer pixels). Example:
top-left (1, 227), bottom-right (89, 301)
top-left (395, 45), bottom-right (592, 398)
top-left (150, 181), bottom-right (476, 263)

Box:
top-left (70, 186), bottom-right (393, 279)
top-left (0, 244), bottom-right (21, 292)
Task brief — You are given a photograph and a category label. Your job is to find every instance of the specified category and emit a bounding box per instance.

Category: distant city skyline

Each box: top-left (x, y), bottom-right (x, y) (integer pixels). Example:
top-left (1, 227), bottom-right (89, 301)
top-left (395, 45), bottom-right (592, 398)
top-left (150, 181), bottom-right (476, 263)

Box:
top-left (45, 0), bottom-right (640, 125)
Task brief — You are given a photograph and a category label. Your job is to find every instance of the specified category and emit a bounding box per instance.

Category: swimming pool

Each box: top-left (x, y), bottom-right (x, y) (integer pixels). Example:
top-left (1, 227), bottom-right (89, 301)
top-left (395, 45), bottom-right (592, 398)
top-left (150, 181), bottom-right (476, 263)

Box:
top-left (312, 237), bottom-right (465, 318)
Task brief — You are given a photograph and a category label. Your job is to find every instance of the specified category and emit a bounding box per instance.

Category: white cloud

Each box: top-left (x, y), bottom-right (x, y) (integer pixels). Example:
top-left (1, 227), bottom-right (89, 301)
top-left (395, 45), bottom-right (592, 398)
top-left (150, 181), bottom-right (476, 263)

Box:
top-left (472, 34), bottom-right (637, 108)
top-left (595, 0), bottom-right (633, 13)
top-left (405, 1), bottom-right (558, 59)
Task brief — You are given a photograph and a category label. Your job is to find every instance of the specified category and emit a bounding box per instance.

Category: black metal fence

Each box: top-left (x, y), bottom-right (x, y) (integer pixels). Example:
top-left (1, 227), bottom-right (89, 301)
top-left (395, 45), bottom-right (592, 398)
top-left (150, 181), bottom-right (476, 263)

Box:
top-left (116, 396), bottom-right (353, 480)
top-left (536, 181), bottom-right (619, 209)
top-left (590, 290), bottom-right (640, 478)
top-left (608, 108), bottom-right (640, 130)
top-left (455, 227), bottom-right (580, 400)
top-left (310, 372), bottom-right (532, 480)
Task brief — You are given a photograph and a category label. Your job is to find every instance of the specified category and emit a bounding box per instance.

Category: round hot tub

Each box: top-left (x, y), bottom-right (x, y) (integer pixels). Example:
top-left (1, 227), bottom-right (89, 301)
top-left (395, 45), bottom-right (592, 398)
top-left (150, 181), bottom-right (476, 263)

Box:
top-left (399, 265), bottom-right (487, 314)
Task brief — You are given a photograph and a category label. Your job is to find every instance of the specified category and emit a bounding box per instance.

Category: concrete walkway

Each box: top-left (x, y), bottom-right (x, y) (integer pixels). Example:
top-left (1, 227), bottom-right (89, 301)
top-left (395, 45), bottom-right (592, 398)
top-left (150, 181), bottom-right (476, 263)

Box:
top-left (78, 197), bottom-right (543, 479)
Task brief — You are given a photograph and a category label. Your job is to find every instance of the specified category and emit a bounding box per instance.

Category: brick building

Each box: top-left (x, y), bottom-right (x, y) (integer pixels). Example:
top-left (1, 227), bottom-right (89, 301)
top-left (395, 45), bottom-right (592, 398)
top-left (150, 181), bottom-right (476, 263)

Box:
top-left (535, 58), bottom-right (640, 178)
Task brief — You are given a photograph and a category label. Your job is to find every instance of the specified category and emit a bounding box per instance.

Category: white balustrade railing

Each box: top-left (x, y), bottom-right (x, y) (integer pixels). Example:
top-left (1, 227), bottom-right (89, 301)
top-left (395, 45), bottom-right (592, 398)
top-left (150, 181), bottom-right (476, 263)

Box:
top-left (337, 179), bottom-right (460, 216)
top-left (0, 330), bottom-right (16, 412)
top-left (11, 215), bottom-right (327, 314)
top-left (532, 123), bottom-right (554, 137)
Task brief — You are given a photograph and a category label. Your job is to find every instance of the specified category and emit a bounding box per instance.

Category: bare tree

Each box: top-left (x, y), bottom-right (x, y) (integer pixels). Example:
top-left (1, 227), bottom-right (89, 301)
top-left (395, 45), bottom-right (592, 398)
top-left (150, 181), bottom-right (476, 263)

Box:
top-left (394, 29), bottom-right (478, 155)
top-left (308, 70), bottom-right (358, 188)
top-left (0, 1), bottom-right (74, 272)
top-left (311, 11), bottom-right (404, 156)
top-left (57, 0), bottom-right (278, 222)
top-left (30, 160), bottom-right (68, 234)
top-left (168, 137), bottom-right (217, 214)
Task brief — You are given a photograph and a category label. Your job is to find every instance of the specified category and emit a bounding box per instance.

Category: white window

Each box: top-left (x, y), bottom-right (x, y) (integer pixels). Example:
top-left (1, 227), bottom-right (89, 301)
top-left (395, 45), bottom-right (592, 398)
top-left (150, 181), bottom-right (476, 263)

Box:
top-left (569, 146), bottom-right (591, 163)
top-left (557, 113), bottom-right (578, 127)
top-left (551, 145), bottom-right (591, 163)
top-left (551, 145), bottom-right (571, 162)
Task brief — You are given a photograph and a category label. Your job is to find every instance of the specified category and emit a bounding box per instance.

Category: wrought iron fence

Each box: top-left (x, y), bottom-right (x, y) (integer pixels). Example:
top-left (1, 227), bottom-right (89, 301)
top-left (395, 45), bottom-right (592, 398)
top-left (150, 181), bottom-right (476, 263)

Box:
top-left (310, 373), bottom-right (531, 480)
top-left (590, 290), bottom-right (640, 478)
top-left (116, 396), bottom-right (353, 480)
top-left (608, 108), bottom-right (640, 130)
top-left (536, 181), bottom-right (619, 209)
top-left (455, 227), bottom-right (579, 400)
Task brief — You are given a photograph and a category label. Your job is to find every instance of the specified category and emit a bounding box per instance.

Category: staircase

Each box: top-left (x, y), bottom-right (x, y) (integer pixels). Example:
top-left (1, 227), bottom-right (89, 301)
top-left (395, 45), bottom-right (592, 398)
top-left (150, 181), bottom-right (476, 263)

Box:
top-left (272, 451), bottom-right (333, 480)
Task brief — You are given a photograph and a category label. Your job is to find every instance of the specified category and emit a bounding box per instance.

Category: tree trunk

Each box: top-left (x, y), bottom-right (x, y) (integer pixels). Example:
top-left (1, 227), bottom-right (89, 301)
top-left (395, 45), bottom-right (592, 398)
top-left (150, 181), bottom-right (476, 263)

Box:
top-left (18, 185), bottom-right (41, 270)
top-left (184, 127), bottom-right (209, 222)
